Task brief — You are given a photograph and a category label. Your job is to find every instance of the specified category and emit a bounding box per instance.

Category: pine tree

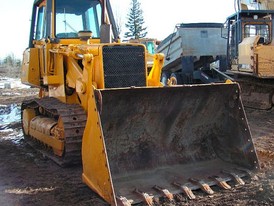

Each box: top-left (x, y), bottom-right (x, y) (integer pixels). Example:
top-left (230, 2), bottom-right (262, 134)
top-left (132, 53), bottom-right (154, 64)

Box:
top-left (124, 0), bottom-right (147, 39)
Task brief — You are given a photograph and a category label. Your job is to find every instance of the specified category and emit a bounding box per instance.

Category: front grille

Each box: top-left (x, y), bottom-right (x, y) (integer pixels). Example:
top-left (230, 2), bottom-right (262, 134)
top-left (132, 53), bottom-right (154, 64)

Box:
top-left (102, 45), bottom-right (146, 88)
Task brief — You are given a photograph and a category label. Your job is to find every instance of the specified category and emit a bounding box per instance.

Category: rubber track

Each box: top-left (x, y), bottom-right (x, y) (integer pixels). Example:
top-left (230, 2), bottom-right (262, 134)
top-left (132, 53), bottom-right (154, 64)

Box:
top-left (22, 97), bottom-right (87, 167)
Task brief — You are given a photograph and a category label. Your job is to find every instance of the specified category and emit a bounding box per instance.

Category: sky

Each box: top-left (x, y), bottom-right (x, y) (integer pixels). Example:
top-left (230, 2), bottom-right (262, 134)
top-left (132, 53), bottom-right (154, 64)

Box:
top-left (0, 0), bottom-right (236, 59)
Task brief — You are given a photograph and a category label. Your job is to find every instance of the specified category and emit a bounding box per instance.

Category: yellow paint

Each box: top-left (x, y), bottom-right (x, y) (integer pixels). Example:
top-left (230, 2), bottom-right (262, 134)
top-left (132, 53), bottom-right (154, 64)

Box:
top-left (29, 129), bottom-right (64, 154)
top-left (82, 86), bottom-right (116, 205)
top-left (22, 109), bottom-right (36, 135)
top-left (21, 48), bottom-right (40, 87)
top-left (43, 75), bottom-right (62, 85)
top-left (255, 45), bottom-right (274, 77)
top-left (148, 53), bottom-right (165, 86)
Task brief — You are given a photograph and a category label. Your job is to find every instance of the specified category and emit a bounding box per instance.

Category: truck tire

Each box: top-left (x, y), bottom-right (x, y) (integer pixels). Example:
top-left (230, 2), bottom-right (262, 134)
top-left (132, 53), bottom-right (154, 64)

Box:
top-left (170, 73), bottom-right (182, 85)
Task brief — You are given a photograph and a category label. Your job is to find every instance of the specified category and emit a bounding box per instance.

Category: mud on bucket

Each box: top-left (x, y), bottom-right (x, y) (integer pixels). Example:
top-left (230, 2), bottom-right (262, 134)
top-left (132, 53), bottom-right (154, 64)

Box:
top-left (83, 83), bottom-right (259, 205)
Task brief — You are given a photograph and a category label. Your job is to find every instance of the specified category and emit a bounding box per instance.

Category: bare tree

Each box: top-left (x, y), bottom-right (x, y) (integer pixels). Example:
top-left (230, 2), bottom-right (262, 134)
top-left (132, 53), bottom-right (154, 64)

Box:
top-left (0, 53), bottom-right (22, 78)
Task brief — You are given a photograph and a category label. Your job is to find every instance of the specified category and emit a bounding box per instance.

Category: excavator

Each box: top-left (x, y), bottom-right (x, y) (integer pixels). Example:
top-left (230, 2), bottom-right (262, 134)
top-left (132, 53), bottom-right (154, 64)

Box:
top-left (224, 0), bottom-right (274, 109)
top-left (21, 0), bottom-right (259, 205)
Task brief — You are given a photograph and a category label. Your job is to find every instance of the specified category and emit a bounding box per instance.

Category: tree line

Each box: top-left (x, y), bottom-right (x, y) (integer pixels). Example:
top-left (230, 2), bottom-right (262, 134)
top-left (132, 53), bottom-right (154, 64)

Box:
top-left (0, 53), bottom-right (22, 78)
top-left (0, 53), bottom-right (21, 67)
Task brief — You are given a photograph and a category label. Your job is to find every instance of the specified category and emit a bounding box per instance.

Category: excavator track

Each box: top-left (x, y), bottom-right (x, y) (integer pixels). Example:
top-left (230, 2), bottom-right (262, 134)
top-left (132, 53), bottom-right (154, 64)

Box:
top-left (236, 76), bottom-right (274, 110)
top-left (21, 97), bottom-right (87, 166)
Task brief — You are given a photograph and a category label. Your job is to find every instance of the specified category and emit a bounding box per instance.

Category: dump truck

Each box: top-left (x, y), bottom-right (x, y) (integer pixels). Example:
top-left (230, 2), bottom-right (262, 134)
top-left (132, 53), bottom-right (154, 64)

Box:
top-left (223, 0), bottom-right (274, 109)
top-left (156, 23), bottom-right (229, 85)
top-left (21, 0), bottom-right (259, 205)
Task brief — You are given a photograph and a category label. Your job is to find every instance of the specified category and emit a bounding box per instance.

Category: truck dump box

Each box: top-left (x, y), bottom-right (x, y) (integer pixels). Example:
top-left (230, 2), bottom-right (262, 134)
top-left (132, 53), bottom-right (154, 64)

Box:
top-left (156, 23), bottom-right (228, 84)
top-left (157, 23), bottom-right (227, 70)
top-left (82, 83), bottom-right (259, 205)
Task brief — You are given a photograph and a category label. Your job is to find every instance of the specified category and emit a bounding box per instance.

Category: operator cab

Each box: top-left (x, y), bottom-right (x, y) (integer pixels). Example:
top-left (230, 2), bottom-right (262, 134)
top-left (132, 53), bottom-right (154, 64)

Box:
top-left (54, 0), bottom-right (101, 39)
top-left (29, 0), bottom-right (118, 47)
top-left (225, 11), bottom-right (272, 69)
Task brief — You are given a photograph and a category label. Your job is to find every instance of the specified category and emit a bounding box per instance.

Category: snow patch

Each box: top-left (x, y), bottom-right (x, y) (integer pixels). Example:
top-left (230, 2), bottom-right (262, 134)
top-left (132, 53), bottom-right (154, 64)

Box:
top-left (0, 104), bottom-right (21, 125)
top-left (0, 77), bottom-right (30, 89)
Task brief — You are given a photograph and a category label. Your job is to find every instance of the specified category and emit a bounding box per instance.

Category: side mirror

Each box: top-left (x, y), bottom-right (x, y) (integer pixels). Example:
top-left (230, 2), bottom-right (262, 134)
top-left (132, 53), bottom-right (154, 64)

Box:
top-left (221, 23), bottom-right (228, 39)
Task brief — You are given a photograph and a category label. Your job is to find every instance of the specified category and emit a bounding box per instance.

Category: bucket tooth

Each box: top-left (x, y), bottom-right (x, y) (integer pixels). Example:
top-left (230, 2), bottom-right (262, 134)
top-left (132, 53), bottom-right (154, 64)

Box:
top-left (134, 189), bottom-right (154, 206)
top-left (222, 170), bottom-right (245, 185)
top-left (116, 196), bottom-right (133, 206)
top-left (209, 176), bottom-right (231, 190)
top-left (153, 185), bottom-right (174, 201)
top-left (235, 168), bottom-right (257, 180)
top-left (235, 168), bottom-right (259, 182)
top-left (173, 182), bottom-right (196, 199)
top-left (188, 178), bottom-right (214, 195)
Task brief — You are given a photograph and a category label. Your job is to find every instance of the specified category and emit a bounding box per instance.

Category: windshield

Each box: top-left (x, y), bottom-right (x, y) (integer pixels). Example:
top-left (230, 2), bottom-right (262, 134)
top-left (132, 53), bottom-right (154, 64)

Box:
top-left (35, 5), bottom-right (46, 40)
top-left (55, 0), bottom-right (102, 38)
top-left (146, 41), bottom-right (155, 54)
top-left (244, 24), bottom-right (270, 43)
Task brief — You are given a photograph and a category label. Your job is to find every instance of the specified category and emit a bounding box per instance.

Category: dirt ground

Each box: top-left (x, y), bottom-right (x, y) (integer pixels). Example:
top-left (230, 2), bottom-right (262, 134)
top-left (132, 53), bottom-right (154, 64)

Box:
top-left (0, 86), bottom-right (273, 206)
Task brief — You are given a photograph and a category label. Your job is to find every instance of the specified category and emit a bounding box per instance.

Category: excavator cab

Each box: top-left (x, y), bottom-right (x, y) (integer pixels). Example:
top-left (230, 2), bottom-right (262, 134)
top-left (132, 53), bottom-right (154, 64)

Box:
top-left (21, 0), bottom-right (259, 205)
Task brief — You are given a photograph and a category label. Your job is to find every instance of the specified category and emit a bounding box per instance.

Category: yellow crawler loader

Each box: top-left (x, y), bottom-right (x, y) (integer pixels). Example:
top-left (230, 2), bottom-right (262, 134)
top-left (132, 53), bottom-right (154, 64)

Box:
top-left (21, 0), bottom-right (259, 205)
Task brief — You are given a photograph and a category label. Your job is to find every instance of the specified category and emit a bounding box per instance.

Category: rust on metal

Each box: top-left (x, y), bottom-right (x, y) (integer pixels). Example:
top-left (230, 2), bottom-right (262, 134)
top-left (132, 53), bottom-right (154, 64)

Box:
top-left (51, 123), bottom-right (64, 140)
top-left (209, 176), bottom-right (231, 190)
top-left (153, 185), bottom-right (174, 201)
top-left (134, 189), bottom-right (154, 206)
top-left (173, 182), bottom-right (196, 199)
top-left (235, 168), bottom-right (253, 178)
top-left (94, 89), bottom-right (103, 114)
top-left (30, 116), bottom-right (57, 136)
top-left (222, 170), bottom-right (245, 185)
top-left (189, 178), bottom-right (214, 195)
top-left (116, 196), bottom-right (133, 206)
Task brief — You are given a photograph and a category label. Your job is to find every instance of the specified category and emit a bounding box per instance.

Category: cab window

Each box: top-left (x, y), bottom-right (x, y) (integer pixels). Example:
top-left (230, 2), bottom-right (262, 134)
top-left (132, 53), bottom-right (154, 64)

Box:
top-left (244, 24), bottom-right (270, 42)
top-left (34, 3), bottom-right (46, 40)
top-left (55, 0), bottom-right (102, 38)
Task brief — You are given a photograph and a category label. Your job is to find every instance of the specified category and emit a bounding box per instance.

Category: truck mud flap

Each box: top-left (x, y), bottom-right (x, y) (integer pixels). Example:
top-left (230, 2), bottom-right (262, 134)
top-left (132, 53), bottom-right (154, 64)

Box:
top-left (84, 83), bottom-right (259, 205)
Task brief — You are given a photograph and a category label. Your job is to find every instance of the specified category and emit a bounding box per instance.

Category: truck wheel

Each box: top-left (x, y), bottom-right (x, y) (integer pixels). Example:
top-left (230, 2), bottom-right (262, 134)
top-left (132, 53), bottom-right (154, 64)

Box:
top-left (161, 72), bottom-right (170, 86)
top-left (170, 73), bottom-right (182, 85)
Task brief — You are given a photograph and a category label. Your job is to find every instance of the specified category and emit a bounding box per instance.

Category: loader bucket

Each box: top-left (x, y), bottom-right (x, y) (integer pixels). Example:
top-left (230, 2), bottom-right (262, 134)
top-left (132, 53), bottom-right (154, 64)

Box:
top-left (82, 83), bottom-right (259, 205)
